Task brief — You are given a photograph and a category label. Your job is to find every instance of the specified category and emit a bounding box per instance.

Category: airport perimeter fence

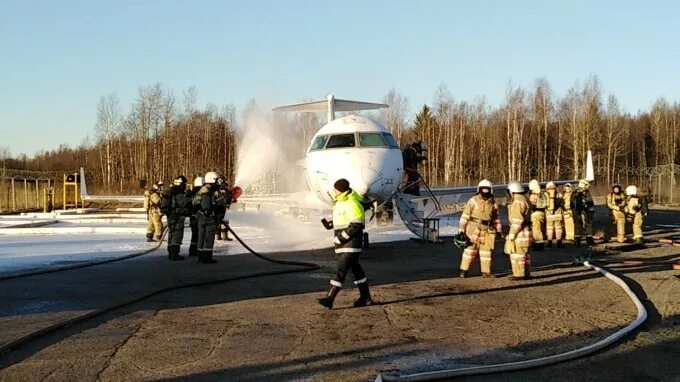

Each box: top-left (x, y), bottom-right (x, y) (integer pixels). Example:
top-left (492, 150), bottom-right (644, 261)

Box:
top-left (0, 168), bottom-right (67, 214)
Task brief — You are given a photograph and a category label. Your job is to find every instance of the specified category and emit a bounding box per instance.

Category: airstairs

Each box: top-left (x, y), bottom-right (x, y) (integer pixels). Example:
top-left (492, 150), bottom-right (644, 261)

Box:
top-left (393, 177), bottom-right (444, 242)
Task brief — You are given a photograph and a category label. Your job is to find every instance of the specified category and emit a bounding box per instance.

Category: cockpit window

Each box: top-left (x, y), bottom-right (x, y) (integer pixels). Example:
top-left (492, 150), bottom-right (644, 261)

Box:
top-left (382, 133), bottom-right (400, 149)
top-left (310, 135), bottom-right (328, 151)
top-left (359, 133), bottom-right (387, 147)
top-left (326, 134), bottom-right (356, 148)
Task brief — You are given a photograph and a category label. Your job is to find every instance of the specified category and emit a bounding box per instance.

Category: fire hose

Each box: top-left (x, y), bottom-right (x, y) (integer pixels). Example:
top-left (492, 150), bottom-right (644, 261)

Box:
top-left (374, 261), bottom-right (648, 381)
top-left (0, 226), bottom-right (320, 356)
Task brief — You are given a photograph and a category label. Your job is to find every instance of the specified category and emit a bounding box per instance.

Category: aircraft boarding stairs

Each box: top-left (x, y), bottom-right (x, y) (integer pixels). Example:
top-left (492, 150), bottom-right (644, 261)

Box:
top-left (393, 178), bottom-right (445, 242)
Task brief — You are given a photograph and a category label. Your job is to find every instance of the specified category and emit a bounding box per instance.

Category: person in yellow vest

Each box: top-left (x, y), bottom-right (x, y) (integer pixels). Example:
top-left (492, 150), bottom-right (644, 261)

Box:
top-left (561, 183), bottom-right (575, 242)
top-left (624, 185), bottom-right (647, 245)
top-left (528, 179), bottom-right (548, 250)
top-left (318, 179), bottom-right (372, 309)
top-left (544, 181), bottom-right (564, 248)
top-left (144, 182), bottom-right (164, 242)
top-left (504, 181), bottom-right (533, 280)
top-left (606, 183), bottom-right (627, 243)
top-left (458, 179), bottom-right (503, 278)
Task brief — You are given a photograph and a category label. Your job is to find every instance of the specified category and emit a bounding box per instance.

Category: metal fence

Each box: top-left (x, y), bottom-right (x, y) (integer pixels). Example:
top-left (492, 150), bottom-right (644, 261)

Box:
top-left (0, 169), bottom-right (62, 213)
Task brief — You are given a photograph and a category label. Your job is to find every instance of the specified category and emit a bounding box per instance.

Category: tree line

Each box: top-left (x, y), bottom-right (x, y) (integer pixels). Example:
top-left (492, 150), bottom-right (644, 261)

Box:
top-left (3, 76), bottom-right (679, 202)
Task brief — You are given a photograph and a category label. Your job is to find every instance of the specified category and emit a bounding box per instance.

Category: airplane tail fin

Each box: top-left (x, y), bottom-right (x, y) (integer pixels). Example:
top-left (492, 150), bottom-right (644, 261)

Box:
top-left (79, 167), bottom-right (89, 199)
top-left (272, 94), bottom-right (388, 123)
top-left (586, 150), bottom-right (594, 182)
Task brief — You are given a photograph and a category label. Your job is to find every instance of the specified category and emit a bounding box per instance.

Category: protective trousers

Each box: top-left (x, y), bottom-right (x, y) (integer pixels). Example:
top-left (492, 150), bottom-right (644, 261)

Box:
top-left (330, 252), bottom-right (366, 287)
top-left (505, 239), bottom-right (531, 278)
top-left (197, 213), bottom-right (218, 262)
top-left (574, 211), bottom-right (593, 241)
top-left (404, 169), bottom-right (420, 196)
top-left (545, 211), bottom-right (563, 241)
top-left (460, 225), bottom-right (495, 274)
top-left (189, 215), bottom-right (198, 256)
top-left (562, 210), bottom-right (575, 241)
top-left (609, 210), bottom-right (626, 243)
top-left (630, 212), bottom-right (644, 240)
top-left (146, 210), bottom-right (163, 239)
top-left (531, 211), bottom-right (546, 244)
top-left (167, 215), bottom-right (185, 256)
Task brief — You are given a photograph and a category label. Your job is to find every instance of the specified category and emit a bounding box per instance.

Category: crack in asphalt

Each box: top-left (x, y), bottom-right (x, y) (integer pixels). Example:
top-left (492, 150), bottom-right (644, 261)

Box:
top-left (95, 310), bottom-right (159, 381)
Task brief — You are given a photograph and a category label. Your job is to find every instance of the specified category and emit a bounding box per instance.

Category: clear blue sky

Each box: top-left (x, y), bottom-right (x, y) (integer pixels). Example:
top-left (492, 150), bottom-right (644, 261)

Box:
top-left (1, 0), bottom-right (678, 156)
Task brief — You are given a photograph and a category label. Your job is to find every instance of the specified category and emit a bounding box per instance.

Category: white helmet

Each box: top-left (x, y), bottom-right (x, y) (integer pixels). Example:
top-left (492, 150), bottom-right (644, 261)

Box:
top-left (626, 185), bottom-right (637, 196)
top-left (529, 179), bottom-right (540, 193)
top-left (204, 171), bottom-right (219, 184)
top-left (193, 176), bottom-right (204, 188)
top-left (563, 183), bottom-right (572, 190)
top-left (578, 179), bottom-right (590, 189)
top-left (546, 181), bottom-right (556, 190)
top-left (507, 181), bottom-right (524, 193)
top-left (477, 179), bottom-right (493, 192)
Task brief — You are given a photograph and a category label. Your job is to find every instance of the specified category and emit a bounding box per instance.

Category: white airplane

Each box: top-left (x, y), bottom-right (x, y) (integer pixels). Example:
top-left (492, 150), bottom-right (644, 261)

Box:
top-left (273, 94), bottom-right (403, 207)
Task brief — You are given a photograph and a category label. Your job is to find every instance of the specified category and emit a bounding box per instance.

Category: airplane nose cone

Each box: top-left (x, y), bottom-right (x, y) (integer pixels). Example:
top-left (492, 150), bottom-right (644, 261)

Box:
top-left (354, 168), bottom-right (383, 197)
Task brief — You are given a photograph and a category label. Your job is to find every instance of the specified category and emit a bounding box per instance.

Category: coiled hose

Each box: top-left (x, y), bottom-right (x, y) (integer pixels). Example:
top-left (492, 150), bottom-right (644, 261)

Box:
top-left (374, 261), bottom-right (647, 381)
top-left (0, 226), bottom-right (320, 356)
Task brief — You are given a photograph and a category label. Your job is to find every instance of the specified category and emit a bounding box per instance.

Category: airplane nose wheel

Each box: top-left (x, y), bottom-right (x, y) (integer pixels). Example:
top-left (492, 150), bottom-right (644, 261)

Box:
top-left (363, 232), bottom-right (370, 249)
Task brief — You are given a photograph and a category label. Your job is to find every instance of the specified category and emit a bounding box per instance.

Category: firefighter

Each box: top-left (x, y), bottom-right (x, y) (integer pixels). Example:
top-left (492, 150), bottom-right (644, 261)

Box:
top-left (624, 185), bottom-right (647, 245)
top-left (573, 179), bottom-right (595, 246)
top-left (606, 183), bottom-right (627, 243)
top-left (144, 182), bottom-right (164, 242)
top-left (505, 182), bottom-right (533, 280)
top-left (545, 181), bottom-right (564, 248)
top-left (402, 141), bottom-right (427, 196)
top-left (161, 176), bottom-right (190, 261)
top-left (215, 178), bottom-right (233, 242)
top-left (318, 179), bottom-right (372, 309)
top-left (188, 176), bottom-right (203, 257)
top-left (562, 183), bottom-right (575, 242)
top-left (528, 179), bottom-right (548, 250)
top-left (194, 171), bottom-right (226, 264)
top-left (458, 179), bottom-right (502, 278)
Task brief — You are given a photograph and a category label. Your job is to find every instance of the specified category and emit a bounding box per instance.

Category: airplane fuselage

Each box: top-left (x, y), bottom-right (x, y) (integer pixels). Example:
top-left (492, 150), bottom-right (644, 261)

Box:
top-left (304, 115), bottom-right (403, 206)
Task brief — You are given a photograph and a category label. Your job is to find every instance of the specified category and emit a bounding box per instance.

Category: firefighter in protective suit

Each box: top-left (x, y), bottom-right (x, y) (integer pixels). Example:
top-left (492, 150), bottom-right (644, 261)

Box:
top-left (187, 176), bottom-right (203, 257)
top-left (573, 179), bottom-right (595, 246)
top-left (528, 179), bottom-right (548, 250)
top-left (458, 179), bottom-right (502, 278)
top-left (162, 176), bottom-right (191, 261)
top-left (194, 171), bottom-right (227, 264)
top-left (561, 183), bottom-right (575, 242)
top-left (624, 185), bottom-right (647, 244)
top-left (606, 184), bottom-right (627, 243)
top-left (505, 182), bottom-right (533, 280)
top-left (318, 179), bottom-right (372, 309)
top-left (545, 181), bottom-right (564, 248)
top-left (144, 182), bottom-right (164, 242)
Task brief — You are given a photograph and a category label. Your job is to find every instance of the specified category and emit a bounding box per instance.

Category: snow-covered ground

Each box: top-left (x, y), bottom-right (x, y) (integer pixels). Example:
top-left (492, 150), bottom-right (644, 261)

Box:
top-left (0, 209), bottom-right (460, 276)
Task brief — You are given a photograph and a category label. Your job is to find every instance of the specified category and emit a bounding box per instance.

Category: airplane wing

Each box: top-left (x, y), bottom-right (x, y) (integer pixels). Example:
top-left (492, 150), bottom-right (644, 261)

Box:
top-left (79, 168), bottom-right (144, 203)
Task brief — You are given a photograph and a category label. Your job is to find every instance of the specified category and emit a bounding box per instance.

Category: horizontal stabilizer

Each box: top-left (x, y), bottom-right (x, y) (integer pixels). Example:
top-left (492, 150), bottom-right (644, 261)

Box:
top-left (273, 94), bottom-right (388, 123)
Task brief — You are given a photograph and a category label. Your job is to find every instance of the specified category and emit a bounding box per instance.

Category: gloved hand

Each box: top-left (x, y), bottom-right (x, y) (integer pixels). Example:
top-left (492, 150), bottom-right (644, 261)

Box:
top-left (508, 233), bottom-right (516, 241)
top-left (321, 218), bottom-right (334, 230)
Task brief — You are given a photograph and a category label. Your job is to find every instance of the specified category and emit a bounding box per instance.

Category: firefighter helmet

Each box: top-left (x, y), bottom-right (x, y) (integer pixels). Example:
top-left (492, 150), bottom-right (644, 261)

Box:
top-left (204, 171), bottom-right (219, 184)
top-left (193, 176), bottom-right (204, 188)
top-left (578, 179), bottom-right (590, 189)
top-left (507, 181), bottom-right (524, 194)
top-left (477, 179), bottom-right (493, 192)
top-left (626, 185), bottom-right (637, 196)
top-left (546, 181), bottom-right (556, 190)
top-left (529, 179), bottom-right (540, 193)
top-left (453, 232), bottom-right (469, 248)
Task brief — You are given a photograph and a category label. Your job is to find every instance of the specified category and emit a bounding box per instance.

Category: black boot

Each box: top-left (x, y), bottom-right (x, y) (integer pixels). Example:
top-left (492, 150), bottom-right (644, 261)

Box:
top-left (169, 246), bottom-right (184, 261)
top-left (146, 234), bottom-right (155, 242)
top-left (200, 250), bottom-right (217, 264)
top-left (557, 240), bottom-right (564, 248)
top-left (459, 270), bottom-right (468, 278)
top-left (225, 233), bottom-right (233, 241)
top-left (482, 273), bottom-right (496, 278)
top-left (318, 286), bottom-right (341, 309)
top-left (546, 240), bottom-right (552, 248)
top-left (156, 234), bottom-right (163, 241)
top-left (216, 230), bottom-right (223, 241)
top-left (189, 245), bottom-right (197, 257)
top-left (634, 238), bottom-right (644, 245)
top-left (574, 237), bottom-right (582, 247)
top-left (586, 236), bottom-right (595, 246)
top-left (353, 283), bottom-right (373, 307)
